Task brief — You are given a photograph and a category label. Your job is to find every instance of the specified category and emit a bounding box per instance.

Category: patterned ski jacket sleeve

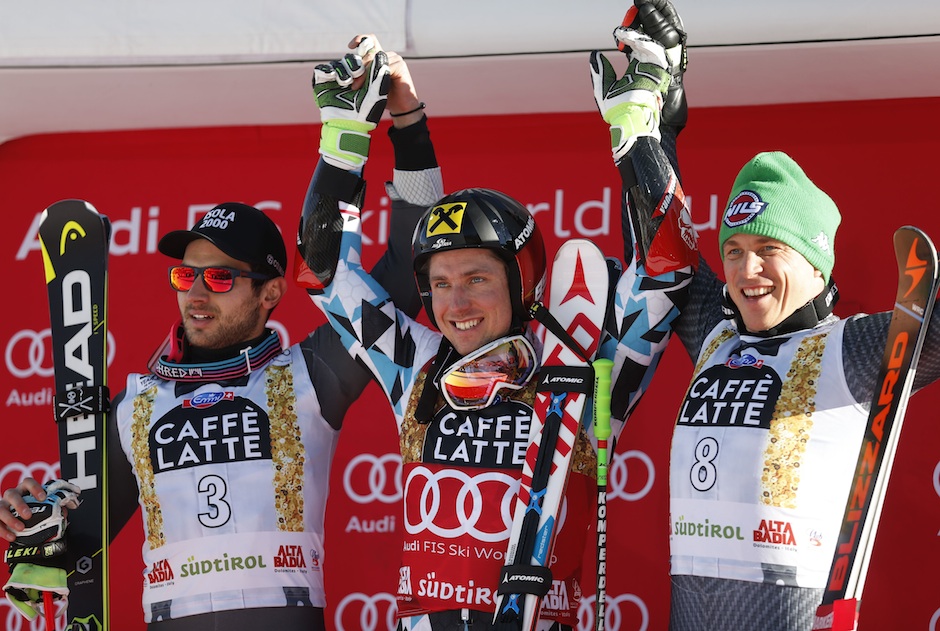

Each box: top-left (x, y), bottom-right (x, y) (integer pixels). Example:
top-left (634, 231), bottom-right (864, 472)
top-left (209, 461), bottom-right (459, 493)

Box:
top-left (298, 117), bottom-right (444, 424)
top-left (297, 117), bottom-right (441, 429)
top-left (600, 135), bottom-right (698, 434)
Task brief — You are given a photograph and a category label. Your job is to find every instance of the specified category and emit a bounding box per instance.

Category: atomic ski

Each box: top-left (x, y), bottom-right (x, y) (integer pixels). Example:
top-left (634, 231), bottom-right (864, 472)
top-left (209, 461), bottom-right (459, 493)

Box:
top-left (38, 199), bottom-right (112, 631)
top-left (814, 226), bottom-right (938, 631)
top-left (495, 239), bottom-right (611, 630)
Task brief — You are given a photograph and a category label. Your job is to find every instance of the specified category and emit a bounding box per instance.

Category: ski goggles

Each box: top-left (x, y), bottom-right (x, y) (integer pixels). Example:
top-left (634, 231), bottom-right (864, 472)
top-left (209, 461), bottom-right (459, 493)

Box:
top-left (168, 265), bottom-right (272, 293)
top-left (439, 335), bottom-right (537, 410)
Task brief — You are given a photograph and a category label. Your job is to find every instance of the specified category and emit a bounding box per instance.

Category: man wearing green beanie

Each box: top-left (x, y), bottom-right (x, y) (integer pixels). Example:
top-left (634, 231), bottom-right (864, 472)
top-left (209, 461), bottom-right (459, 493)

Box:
top-left (659, 148), bottom-right (940, 631)
top-left (717, 151), bottom-right (841, 332)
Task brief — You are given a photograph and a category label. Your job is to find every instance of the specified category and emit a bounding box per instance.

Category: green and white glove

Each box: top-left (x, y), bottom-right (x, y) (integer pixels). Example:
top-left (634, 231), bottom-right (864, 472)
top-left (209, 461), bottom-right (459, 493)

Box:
top-left (3, 479), bottom-right (80, 621)
top-left (590, 28), bottom-right (670, 164)
top-left (313, 36), bottom-right (391, 171)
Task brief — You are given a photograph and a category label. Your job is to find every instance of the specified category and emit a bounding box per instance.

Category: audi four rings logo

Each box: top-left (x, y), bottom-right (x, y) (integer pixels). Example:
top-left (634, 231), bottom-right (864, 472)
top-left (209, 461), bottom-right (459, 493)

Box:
top-left (577, 592), bottom-right (650, 631)
top-left (344, 453), bottom-right (402, 504)
top-left (5, 328), bottom-right (116, 378)
top-left (0, 461), bottom-right (61, 495)
top-left (333, 592), bottom-right (397, 631)
top-left (608, 449), bottom-right (655, 502)
top-left (403, 466), bottom-right (519, 542)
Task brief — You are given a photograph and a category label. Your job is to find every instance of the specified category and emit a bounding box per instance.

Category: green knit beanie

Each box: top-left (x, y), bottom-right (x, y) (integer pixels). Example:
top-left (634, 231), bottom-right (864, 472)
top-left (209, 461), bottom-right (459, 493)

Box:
top-left (718, 151), bottom-right (841, 282)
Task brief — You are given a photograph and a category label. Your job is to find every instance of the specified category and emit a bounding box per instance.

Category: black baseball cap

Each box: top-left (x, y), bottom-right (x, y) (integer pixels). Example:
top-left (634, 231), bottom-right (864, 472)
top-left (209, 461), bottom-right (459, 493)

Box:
top-left (158, 203), bottom-right (287, 277)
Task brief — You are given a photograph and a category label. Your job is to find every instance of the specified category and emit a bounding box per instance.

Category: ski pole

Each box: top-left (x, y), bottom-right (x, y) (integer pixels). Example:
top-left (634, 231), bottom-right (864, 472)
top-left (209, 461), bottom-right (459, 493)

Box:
top-left (593, 358), bottom-right (613, 631)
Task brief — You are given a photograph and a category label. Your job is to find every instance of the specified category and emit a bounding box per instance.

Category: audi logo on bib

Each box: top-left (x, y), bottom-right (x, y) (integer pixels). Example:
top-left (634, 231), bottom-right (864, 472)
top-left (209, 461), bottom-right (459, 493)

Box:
top-left (403, 465), bottom-right (519, 543)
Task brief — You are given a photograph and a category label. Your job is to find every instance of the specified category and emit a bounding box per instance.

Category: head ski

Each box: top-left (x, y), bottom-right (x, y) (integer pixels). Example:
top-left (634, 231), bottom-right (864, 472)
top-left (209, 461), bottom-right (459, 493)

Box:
top-left (38, 199), bottom-right (112, 631)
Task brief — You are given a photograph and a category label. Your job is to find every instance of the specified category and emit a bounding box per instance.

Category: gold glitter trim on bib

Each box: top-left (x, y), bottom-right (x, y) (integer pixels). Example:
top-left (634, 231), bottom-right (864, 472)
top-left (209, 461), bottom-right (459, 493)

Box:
top-left (400, 371), bottom-right (430, 464)
top-left (131, 385), bottom-right (164, 549)
top-left (266, 364), bottom-right (304, 531)
top-left (695, 328), bottom-right (736, 376)
top-left (760, 332), bottom-right (827, 508)
top-left (674, 327), bottom-right (736, 405)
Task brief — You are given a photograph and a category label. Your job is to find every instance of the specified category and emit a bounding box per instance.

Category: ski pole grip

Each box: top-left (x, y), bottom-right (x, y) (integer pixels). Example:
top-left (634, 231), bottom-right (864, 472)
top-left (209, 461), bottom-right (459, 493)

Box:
top-left (592, 359), bottom-right (613, 441)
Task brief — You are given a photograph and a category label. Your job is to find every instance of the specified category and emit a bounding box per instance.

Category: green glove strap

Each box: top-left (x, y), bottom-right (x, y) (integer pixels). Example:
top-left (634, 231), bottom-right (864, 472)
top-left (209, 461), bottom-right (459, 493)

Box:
top-left (606, 103), bottom-right (658, 156)
top-left (319, 119), bottom-right (376, 171)
top-left (4, 563), bottom-right (68, 621)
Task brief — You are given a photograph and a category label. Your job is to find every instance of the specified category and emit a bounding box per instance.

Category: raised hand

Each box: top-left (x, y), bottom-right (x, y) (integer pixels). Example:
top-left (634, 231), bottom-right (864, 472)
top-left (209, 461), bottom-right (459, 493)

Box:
top-left (313, 36), bottom-right (391, 170)
top-left (590, 28), bottom-right (670, 163)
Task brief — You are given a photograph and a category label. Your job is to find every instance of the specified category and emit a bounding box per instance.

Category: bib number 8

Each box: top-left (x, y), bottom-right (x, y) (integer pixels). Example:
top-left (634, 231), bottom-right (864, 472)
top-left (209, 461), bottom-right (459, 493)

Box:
top-left (690, 437), bottom-right (719, 492)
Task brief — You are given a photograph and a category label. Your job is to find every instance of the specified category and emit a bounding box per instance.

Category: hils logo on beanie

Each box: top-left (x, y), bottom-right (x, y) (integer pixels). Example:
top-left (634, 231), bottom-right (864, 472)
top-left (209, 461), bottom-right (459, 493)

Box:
top-left (723, 190), bottom-right (767, 228)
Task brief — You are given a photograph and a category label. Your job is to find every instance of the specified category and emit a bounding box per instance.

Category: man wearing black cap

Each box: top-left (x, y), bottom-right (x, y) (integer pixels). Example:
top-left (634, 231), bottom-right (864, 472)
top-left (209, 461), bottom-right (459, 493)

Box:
top-left (155, 202), bottom-right (289, 357)
top-left (0, 36), bottom-right (434, 631)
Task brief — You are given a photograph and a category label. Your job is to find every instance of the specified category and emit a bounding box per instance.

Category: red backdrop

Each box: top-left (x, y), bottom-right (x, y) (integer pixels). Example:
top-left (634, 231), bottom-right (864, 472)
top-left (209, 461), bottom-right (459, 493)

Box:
top-left (2, 98), bottom-right (940, 630)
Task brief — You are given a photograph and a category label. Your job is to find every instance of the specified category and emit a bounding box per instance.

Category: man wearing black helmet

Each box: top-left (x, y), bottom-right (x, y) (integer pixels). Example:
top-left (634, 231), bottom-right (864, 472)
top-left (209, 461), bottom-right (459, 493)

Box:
top-left (297, 6), bottom-right (695, 629)
top-left (0, 35), bottom-right (432, 631)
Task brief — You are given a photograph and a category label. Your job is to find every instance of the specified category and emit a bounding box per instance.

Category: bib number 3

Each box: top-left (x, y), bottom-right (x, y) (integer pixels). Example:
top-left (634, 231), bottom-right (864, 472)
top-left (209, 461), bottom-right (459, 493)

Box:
top-left (198, 474), bottom-right (232, 527)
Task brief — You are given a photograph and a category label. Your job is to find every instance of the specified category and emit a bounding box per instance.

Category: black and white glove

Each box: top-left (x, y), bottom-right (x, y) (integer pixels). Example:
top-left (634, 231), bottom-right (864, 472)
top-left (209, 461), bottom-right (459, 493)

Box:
top-left (590, 29), bottom-right (671, 164)
top-left (3, 479), bottom-right (80, 621)
top-left (313, 36), bottom-right (391, 171)
top-left (626, 0), bottom-right (688, 131)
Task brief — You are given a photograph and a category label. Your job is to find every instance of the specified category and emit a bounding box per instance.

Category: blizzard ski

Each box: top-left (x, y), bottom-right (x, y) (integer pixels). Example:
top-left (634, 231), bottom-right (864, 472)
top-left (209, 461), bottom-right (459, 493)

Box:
top-left (495, 239), bottom-right (611, 630)
top-left (813, 226), bottom-right (938, 631)
top-left (38, 199), bottom-right (111, 631)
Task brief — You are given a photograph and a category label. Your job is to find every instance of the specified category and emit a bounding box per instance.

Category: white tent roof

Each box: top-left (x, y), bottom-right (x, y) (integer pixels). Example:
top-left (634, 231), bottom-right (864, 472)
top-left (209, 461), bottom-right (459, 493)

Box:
top-left (2, 0), bottom-right (939, 143)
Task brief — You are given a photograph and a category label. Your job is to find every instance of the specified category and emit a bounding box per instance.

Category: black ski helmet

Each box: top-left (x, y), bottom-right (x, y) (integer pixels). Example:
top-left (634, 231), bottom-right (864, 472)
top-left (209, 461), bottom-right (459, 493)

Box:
top-left (413, 188), bottom-right (546, 330)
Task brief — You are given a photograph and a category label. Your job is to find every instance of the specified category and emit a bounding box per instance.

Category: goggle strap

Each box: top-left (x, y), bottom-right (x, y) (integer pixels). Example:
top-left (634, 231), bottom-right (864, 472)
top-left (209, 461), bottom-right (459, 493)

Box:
top-left (536, 365), bottom-right (595, 394)
top-left (529, 302), bottom-right (591, 364)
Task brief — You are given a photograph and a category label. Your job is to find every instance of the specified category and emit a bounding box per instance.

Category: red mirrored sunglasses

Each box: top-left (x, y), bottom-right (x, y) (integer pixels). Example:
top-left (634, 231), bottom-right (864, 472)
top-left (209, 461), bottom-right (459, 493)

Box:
top-left (168, 265), bottom-right (272, 294)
